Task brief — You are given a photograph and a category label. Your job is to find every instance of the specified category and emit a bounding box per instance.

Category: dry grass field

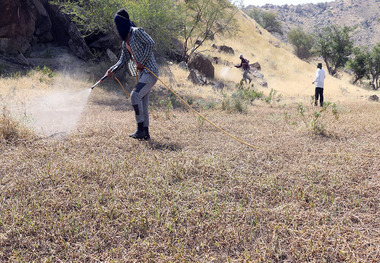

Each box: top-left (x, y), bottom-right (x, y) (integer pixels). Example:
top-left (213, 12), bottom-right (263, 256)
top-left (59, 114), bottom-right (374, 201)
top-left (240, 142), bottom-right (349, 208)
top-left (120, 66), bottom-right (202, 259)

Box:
top-left (1, 9), bottom-right (380, 263)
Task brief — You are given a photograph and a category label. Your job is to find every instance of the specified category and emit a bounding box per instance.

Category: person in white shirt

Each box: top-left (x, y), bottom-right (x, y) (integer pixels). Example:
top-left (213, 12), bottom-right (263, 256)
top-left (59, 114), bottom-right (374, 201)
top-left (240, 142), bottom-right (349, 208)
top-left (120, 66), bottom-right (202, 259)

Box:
top-left (312, 63), bottom-right (326, 107)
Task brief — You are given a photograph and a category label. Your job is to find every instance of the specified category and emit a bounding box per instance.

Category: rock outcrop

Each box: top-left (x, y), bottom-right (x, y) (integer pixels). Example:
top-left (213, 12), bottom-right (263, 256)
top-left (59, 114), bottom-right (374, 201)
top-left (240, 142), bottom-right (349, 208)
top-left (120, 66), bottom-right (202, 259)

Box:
top-left (188, 54), bottom-right (214, 79)
top-left (0, 0), bottom-right (92, 60)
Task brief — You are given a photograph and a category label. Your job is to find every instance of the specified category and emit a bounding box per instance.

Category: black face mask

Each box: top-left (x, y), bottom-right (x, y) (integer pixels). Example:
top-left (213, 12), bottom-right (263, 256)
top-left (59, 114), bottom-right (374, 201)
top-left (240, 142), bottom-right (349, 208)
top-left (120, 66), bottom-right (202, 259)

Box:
top-left (114, 15), bottom-right (132, 40)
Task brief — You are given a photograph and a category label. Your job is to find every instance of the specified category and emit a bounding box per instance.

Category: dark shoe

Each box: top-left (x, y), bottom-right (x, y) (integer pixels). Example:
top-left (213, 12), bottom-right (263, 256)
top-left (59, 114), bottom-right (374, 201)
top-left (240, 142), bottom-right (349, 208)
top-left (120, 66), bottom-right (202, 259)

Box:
top-left (144, 127), bottom-right (150, 140)
top-left (130, 123), bottom-right (150, 140)
top-left (130, 129), bottom-right (149, 140)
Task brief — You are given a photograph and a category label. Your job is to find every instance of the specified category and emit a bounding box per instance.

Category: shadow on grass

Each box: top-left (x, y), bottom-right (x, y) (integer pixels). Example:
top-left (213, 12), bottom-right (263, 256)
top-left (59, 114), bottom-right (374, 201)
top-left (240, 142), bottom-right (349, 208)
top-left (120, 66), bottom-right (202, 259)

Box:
top-left (91, 97), bottom-right (130, 112)
top-left (145, 139), bottom-right (182, 151)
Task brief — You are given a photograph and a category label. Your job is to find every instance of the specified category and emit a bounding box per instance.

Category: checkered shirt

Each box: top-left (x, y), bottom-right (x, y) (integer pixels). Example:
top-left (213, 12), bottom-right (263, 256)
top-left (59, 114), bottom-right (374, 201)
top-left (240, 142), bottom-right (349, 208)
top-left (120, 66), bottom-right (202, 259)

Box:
top-left (110, 27), bottom-right (159, 77)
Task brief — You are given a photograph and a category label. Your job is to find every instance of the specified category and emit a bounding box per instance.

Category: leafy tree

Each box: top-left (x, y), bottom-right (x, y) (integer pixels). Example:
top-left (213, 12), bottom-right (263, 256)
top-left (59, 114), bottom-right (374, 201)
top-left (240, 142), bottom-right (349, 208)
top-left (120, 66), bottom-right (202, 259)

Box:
top-left (316, 25), bottom-right (354, 76)
top-left (347, 47), bottom-right (370, 84)
top-left (51, 0), bottom-right (123, 35)
top-left (368, 42), bottom-right (380, 90)
top-left (179, 0), bottom-right (238, 62)
top-left (247, 8), bottom-right (262, 25)
top-left (51, 0), bottom-right (182, 53)
top-left (261, 11), bottom-right (282, 35)
top-left (247, 8), bottom-right (282, 35)
top-left (287, 28), bottom-right (314, 60)
top-left (124, 0), bottom-right (182, 54)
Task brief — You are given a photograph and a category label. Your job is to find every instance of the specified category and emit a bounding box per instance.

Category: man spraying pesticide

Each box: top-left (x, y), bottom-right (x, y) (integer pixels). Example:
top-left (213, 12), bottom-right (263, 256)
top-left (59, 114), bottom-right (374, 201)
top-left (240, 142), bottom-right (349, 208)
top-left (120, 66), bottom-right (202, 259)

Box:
top-left (92, 9), bottom-right (159, 140)
top-left (235, 54), bottom-right (252, 84)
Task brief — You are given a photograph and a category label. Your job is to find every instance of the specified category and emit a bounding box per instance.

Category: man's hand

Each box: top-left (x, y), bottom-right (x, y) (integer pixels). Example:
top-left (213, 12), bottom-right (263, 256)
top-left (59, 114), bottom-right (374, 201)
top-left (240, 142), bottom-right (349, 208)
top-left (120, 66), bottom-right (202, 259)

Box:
top-left (106, 69), bottom-right (114, 77)
top-left (137, 63), bottom-right (144, 71)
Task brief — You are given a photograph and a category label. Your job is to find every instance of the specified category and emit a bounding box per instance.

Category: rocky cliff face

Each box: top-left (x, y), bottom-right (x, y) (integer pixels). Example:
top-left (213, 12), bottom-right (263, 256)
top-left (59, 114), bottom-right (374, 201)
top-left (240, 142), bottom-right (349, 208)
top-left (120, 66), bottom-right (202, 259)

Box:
top-left (0, 0), bottom-right (92, 60)
top-left (246, 0), bottom-right (380, 48)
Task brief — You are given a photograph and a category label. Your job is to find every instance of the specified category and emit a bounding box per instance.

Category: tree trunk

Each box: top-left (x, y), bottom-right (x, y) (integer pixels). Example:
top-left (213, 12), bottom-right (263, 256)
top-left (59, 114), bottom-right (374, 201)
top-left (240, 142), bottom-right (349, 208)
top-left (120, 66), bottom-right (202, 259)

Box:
top-left (352, 76), bottom-right (360, 85)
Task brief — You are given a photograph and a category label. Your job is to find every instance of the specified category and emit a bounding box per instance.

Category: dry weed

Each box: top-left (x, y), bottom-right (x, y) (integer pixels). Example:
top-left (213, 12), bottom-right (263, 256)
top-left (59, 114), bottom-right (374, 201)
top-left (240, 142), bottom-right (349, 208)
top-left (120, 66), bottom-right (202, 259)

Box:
top-left (1, 82), bottom-right (379, 261)
top-left (0, 107), bottom-right (34, 144)
top-left (0, 9), bottom-right (379, 262)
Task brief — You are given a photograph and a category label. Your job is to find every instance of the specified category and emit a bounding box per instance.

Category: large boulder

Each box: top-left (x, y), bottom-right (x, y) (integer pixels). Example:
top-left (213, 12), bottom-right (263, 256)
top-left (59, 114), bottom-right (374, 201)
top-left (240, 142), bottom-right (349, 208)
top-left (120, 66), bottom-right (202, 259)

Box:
top-left (368, 95), bottom-right (379, 102)
top-left (218, 45), bottom-right (234, 55)
top-left (88, 32), bottom-right (121, 54)
top-left (188, 54), bottom-right (214, 79)
top-left (0, 0), bottom-right (41, 53)
top-left (67, 22), bottom-right (93, 61)
top-left (33, 0), bottom-right (53, 43)
top-left (187, 70), bottom-right (202, 85)
top-left (166, 38), bottom-right (185, 62)
top-left (0, 0), bottom-right (54, 54)
top-left (250, 62), bottom-right (261, 71)
top-left (45, 4), bottom-right (93, 60)
top-left (0, 0), bottom-right (93, 60)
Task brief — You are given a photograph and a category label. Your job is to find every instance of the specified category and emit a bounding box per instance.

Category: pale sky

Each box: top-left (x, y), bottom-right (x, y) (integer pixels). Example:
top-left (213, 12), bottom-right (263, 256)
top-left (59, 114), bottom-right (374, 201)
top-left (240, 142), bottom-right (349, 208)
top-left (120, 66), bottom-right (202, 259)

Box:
top-left (239, 0), bottom-right (334, 7)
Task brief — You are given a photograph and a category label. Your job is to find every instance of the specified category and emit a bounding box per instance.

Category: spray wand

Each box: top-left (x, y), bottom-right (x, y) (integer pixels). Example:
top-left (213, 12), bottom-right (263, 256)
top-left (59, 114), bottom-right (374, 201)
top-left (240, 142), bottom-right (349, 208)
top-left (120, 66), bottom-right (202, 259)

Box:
top-left (91, 74), bottom-right (108, 89)
top-left (91, 71), bottom-right (131, 97)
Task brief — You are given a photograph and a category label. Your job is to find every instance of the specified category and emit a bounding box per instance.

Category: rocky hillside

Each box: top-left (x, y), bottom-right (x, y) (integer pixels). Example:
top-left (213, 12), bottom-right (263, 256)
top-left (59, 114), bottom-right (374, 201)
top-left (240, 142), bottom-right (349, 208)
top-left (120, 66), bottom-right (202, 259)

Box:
top-left (0, 0), bottom-right (120, 74)
top-left (245, 0), bottom-right (380, 47)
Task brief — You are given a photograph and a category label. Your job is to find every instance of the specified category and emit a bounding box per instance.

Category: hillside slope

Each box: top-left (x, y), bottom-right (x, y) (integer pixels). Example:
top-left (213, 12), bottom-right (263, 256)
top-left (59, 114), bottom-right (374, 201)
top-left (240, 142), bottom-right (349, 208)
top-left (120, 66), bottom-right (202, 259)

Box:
top-left (246, 0), bottom-right (380, 48)
top-left (195, 9), bottom-right (376, 105)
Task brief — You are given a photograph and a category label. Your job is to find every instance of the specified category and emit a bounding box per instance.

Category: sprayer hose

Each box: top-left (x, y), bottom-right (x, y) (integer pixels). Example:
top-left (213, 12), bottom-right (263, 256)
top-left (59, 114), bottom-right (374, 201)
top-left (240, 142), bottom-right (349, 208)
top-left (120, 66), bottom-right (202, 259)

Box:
top-left (142, 66), bottom-right (260, 150)
top-left (112, 68), bottom-right (380, 157)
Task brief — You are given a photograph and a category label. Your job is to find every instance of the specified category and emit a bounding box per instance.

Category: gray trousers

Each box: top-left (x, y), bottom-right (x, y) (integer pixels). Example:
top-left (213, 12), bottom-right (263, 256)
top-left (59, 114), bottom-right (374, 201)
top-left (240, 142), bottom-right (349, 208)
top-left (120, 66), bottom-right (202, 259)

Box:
top-left (243, 69), bottom-right (252, 83)
top-left (130, 71), bottom-right (158, 127)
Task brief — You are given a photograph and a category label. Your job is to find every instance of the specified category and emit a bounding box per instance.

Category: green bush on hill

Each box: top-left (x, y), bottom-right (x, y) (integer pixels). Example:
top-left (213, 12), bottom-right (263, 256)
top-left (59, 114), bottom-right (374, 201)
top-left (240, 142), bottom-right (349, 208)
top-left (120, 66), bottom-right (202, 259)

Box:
top-left (247, 8), bottom-right (283, 35)
top-left (52, 0), bottom-right (238, 61)
top-left (288, 28), bottom-right (315, 60)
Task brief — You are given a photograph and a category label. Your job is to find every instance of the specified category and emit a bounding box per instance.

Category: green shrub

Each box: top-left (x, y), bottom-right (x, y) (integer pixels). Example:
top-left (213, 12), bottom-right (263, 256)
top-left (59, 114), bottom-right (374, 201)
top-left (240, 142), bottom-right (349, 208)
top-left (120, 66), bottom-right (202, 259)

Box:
top-left (296, 102), bottom-right (339, 135)
top-left (221, 82), bottom-right (263, 113)
top-left (288, 28), bottom-right (315, 60)
top-left (247, 8), bottom-right (282, 35)
top-left (52, 0), bottom-right (182, 54)
top-left (264, 89), bottom-right (282, 105)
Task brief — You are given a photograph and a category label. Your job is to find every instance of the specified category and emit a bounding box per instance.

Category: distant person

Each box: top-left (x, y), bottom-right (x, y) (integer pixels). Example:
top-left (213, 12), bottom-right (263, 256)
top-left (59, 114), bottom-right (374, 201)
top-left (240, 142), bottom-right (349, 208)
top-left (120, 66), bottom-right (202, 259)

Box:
top-left (106, 9), bottom-right (159, 140)
top-left (235, 54), bottom-right (252, 84)
top-left (312, 63), bottom-right (326, 107)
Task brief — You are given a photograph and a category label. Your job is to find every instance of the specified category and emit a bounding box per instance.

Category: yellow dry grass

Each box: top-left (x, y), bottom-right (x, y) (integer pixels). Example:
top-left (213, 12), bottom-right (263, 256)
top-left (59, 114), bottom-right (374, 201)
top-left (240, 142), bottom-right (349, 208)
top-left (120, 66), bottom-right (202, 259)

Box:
top-left (1, 7), bottom-right (380, 263)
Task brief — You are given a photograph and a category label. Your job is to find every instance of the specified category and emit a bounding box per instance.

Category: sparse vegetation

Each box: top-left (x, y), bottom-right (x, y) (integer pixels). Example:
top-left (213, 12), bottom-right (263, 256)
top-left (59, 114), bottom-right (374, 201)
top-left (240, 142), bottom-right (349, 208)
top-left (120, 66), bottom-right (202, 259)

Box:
top-left (180, 0), bottom-right (238, 62)
top-left (0, 107), bottom-right (33, 143)
top-left (296, 101), bottom-right (339, 135)
top-left (247, 8), bottom-right (283, 35)
top-left (264, 88), bottom-right (282, 105)
top-left (52, 0), bottom-right (238, 58)
top-left (52, 0), bottom-right (182, 53)
top-left (288, 28), bottom-right (315, 60)
top-left (347, 42), bottom-right (380, 89)
top-left (1, 83), bottom-right (379, 261)
top-left (316, 25), bottom-right (354, 76)
top-left (222, 81), bottom-right (264, 112)
top-left (1, 1), bottom-right (380, 262)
